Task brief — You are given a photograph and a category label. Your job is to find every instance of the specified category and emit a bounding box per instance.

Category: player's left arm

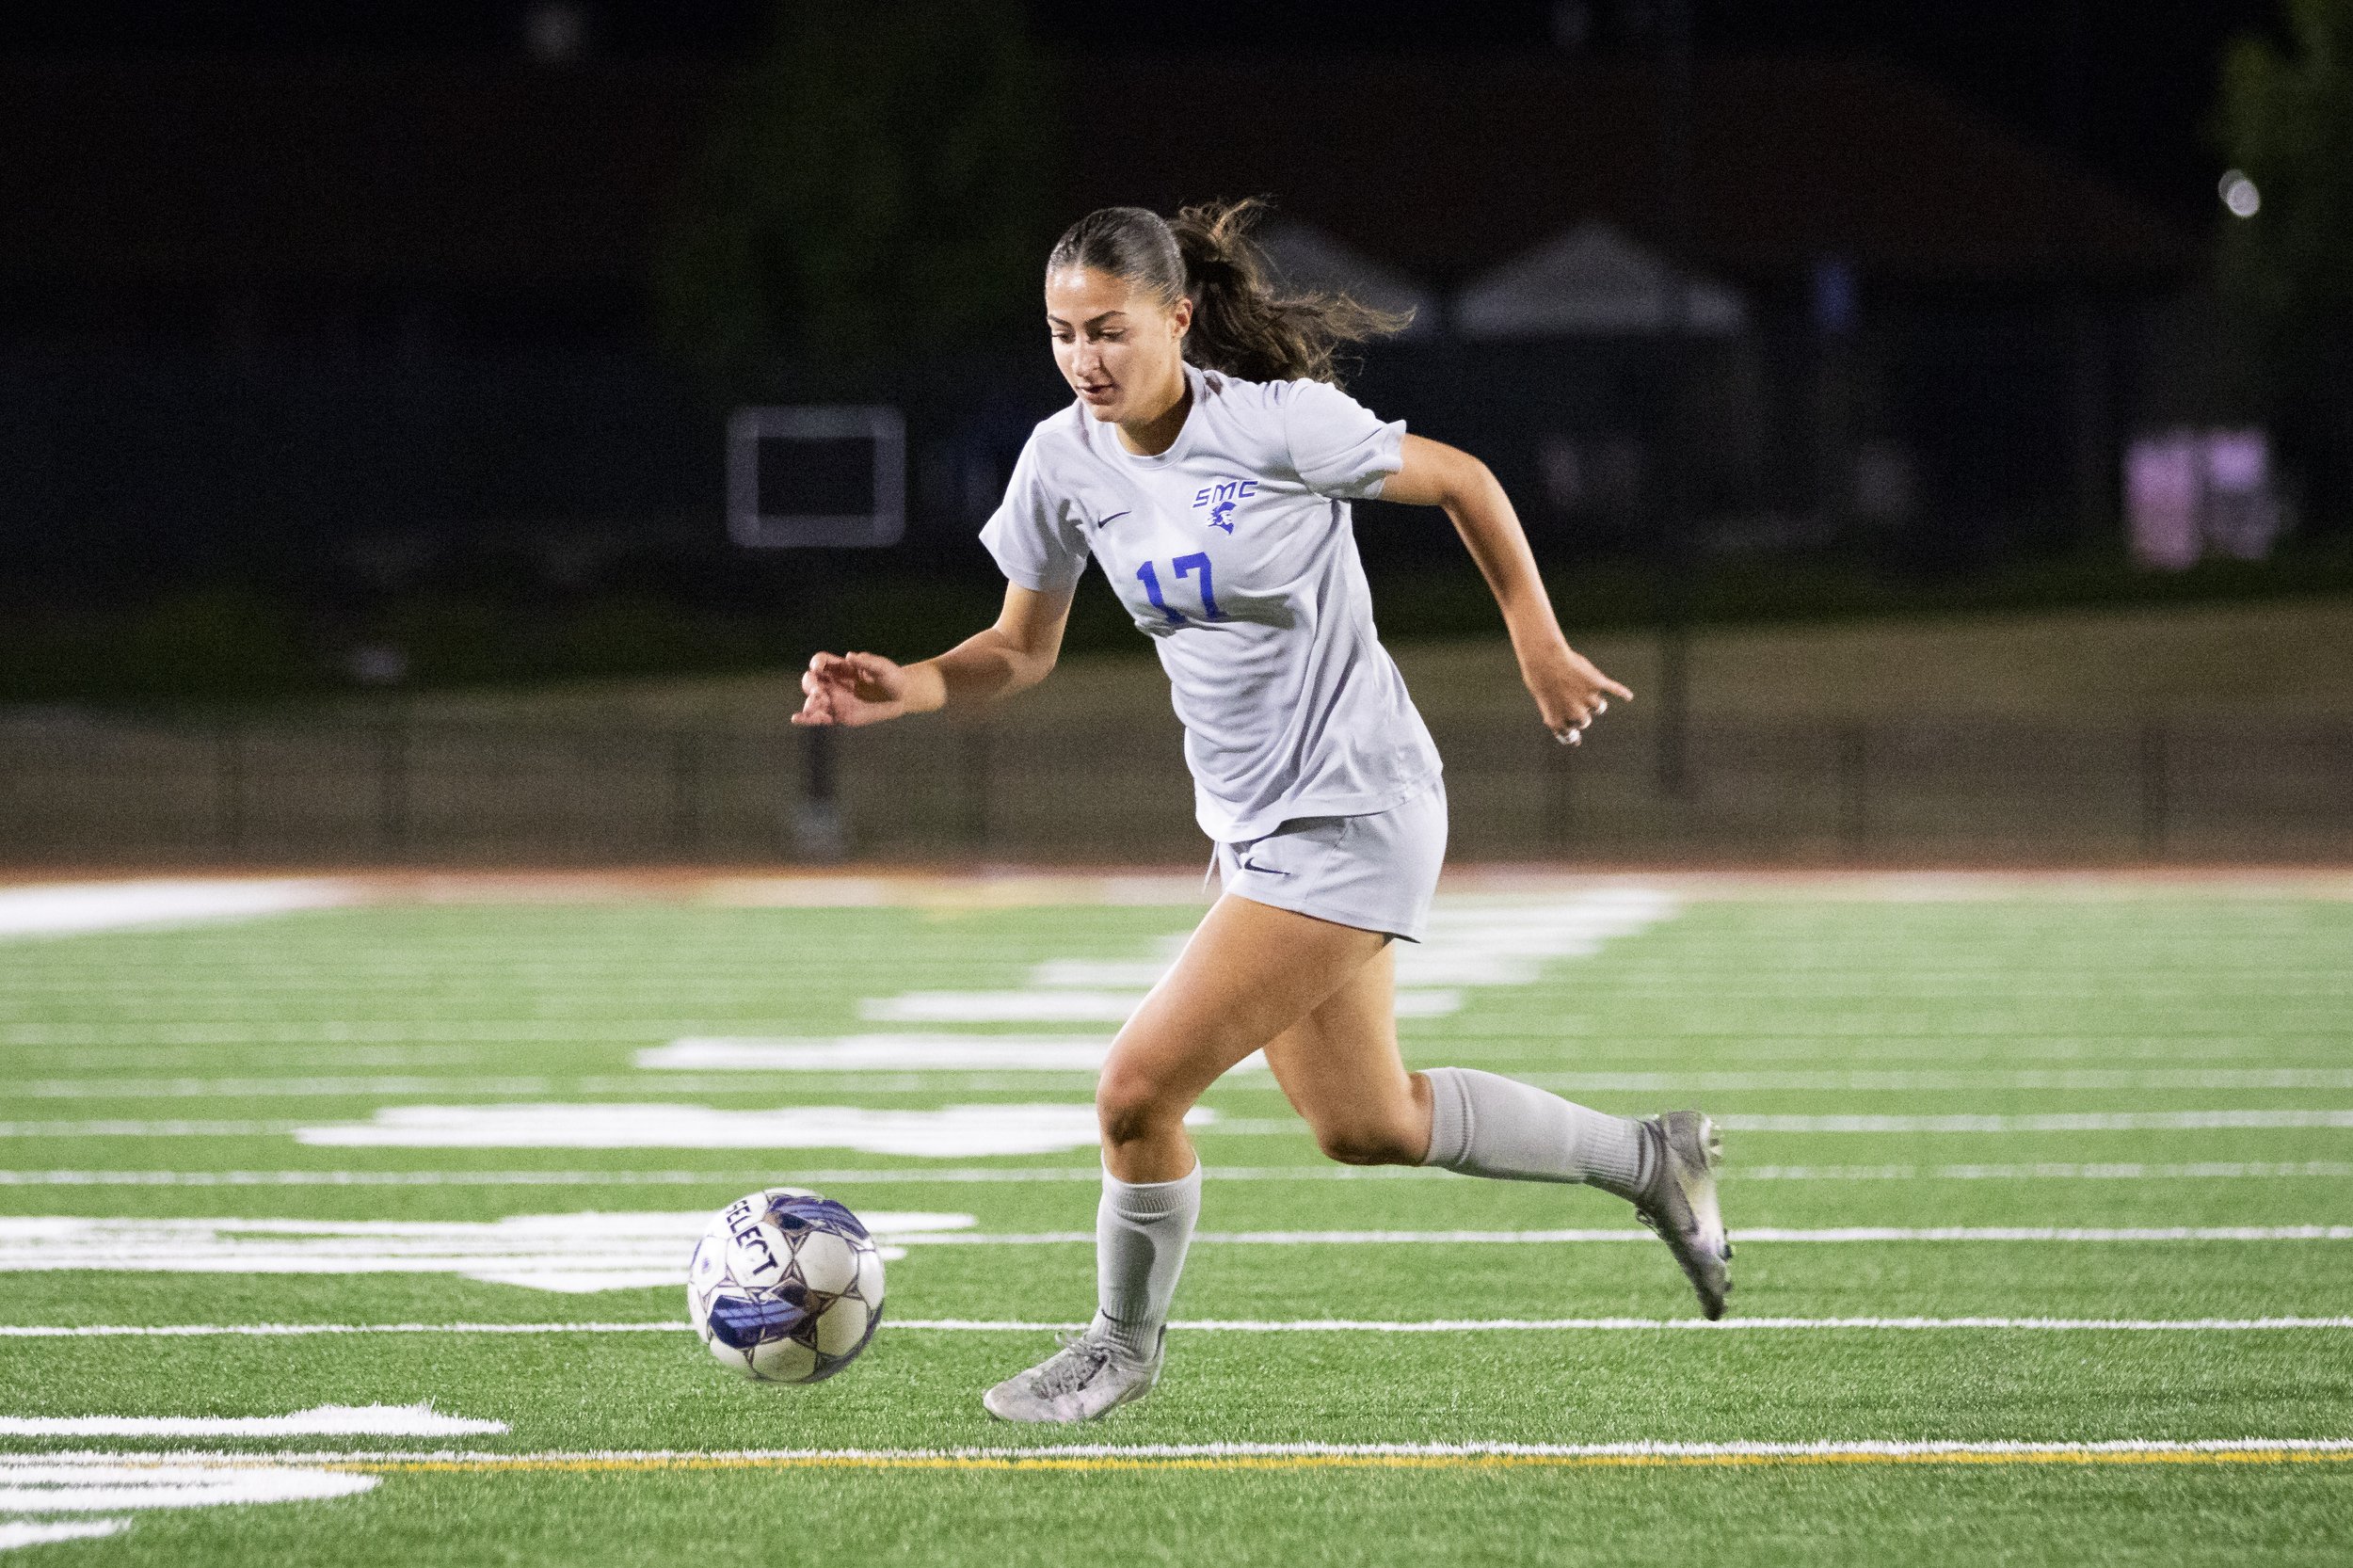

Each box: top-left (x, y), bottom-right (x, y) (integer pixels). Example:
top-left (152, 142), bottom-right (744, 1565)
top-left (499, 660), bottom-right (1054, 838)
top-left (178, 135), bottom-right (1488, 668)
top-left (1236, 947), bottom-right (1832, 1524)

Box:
top-left (1382, 432), bottom-right (1631, 737)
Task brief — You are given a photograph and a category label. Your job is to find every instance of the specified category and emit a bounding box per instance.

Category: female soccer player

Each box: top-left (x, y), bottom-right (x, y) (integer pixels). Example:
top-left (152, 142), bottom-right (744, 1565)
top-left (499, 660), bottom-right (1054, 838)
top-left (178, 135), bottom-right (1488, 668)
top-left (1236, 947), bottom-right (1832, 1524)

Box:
top-left (794, 200), bottom-right (1731, 1424)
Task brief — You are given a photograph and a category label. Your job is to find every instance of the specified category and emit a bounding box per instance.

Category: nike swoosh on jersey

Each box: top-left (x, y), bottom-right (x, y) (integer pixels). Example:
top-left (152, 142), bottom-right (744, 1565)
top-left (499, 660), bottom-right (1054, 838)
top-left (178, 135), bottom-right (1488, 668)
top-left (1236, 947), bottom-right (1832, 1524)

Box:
top-left (1090, 509), bottom-right (1131, 528)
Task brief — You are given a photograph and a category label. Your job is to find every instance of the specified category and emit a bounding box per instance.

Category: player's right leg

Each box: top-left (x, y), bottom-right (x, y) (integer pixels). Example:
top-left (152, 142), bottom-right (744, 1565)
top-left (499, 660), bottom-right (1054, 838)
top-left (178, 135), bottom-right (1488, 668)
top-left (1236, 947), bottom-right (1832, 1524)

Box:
top-left (981, 893), bottom-right (1390, 1423)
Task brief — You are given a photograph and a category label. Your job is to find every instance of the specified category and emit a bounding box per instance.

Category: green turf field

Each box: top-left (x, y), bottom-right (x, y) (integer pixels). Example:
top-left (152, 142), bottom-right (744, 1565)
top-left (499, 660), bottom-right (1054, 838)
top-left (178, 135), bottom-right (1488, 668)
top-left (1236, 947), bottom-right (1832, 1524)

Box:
top-left (2, 875), bottom-right (2350, 1564)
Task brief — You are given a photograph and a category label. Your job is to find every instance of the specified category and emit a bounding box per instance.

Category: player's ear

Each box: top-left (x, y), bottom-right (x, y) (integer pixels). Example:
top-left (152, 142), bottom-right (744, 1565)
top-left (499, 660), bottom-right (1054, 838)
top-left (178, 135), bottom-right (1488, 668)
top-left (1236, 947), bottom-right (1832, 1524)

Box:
top-left (1169, 296), bottom-right (1193, 339)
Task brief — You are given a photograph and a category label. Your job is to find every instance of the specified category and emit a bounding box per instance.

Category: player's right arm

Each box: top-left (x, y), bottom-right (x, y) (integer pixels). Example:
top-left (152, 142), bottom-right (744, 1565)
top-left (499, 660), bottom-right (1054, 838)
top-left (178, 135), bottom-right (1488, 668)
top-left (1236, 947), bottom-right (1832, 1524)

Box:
top-left (792, 583), bottom-right (1074, 728)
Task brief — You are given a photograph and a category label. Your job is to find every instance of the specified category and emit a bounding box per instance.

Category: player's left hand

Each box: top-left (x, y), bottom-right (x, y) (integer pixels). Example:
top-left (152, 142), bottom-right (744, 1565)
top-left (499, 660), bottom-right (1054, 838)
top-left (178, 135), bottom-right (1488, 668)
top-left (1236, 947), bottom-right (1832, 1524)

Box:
top-left (1522, 642), bottom-right (1632, 746)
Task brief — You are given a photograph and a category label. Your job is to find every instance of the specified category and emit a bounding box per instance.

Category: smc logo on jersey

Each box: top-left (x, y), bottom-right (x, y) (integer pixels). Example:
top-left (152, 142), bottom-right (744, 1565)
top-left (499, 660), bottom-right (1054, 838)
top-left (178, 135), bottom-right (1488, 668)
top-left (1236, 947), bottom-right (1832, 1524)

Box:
top-left (1193, 478), bottom-right (1258, 533)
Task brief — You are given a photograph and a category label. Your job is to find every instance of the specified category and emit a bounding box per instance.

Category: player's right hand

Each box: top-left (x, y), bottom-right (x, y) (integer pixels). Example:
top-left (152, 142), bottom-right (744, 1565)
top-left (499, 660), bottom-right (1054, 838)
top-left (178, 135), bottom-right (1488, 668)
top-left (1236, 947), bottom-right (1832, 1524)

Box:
top-left (793, 651), bottom-right (908, 728)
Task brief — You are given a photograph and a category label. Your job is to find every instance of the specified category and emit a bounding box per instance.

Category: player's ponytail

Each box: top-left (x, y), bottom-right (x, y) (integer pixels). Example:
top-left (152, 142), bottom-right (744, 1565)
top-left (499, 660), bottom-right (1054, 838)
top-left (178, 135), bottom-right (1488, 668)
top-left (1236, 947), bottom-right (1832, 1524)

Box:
top-left (1047, 198), bottom-right (1412, 386)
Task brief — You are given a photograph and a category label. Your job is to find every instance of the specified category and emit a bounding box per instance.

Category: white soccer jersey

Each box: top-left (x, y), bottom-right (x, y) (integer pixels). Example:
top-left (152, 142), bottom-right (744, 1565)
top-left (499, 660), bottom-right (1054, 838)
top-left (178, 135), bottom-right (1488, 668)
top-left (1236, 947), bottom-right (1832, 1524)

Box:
top-left (980, 360), bottom-right (1442, 841)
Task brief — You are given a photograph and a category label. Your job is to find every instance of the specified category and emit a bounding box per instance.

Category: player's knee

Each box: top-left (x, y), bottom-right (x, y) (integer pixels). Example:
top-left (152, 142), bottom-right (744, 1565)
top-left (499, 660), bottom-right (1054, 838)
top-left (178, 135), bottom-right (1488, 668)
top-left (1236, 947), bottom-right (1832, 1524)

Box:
top-left (1096, 1069), bottom-right (1179, 1151)
top-left (1313, 1117), bottom-right (1420, 1167)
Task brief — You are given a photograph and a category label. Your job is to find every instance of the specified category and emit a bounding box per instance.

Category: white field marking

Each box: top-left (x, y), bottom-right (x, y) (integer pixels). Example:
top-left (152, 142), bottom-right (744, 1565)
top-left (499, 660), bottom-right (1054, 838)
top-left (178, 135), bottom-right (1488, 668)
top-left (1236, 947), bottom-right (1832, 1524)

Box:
top-left (1739, 1160), bottom-right (2353, 1182)
top-left (21, 1108), bottom-right (2353, 1143)
top-left (292, 1103), bottom-right (1212, 1155)
top-left (43, 1438), bottom-right (2353, 1470)
top-left (1519, 1069), bottom-right (2353, 1093)
top-left (24, 1018), bottom-right (2339, 1050)
top-left (0, 1022), bottom-right (794, 1048)
top-left (0, 1121), bottom-right (306, 1138)
top-left (1716, 1111), bottom-right (2353, 1132)
top-left (0, 1519), bottom-right (131, 1551)
top-left (901, 1314), bottom-right (2353, 1333)
top-left (0, 1049), bottom-right (500, 1071)
top-left (1026, 889), bottom-right (1679, 995)
top-left (639, 1035), bottom-right (1267, 1074)
top-left (87, 1064), bottom-right (2353, 1099)
top-left (13, 1077), bottom-right (561, 1100)
top-left (3, 1217), bottom-right (2335, 1289)
top-left (0, 1460), bottom-right (376, 1512)
top-left (701, 872), bottom-right (1209, 909)
top-left (12, 1073), bottom-right (1165, 1100)
top-left (0, 1404), bottom-right (505, 1438)
top-left (785, 1225), bottom-right (2353, 1246)
top-left (6, 1160), bottom-right (2353, 1189)
top-left (1037, 955), bottom-right (1541, 986)
top-left (861, 988), bottom-right (1463, 1022)
top-left (8, 1315), bottom-right (2353, 1339)
top-left (0, 1166), bottom-right (1417, 1188)
top-left (0, 1210), bottom-right (970, 1293)
top-left (0, 878), bottom-right (357, 940)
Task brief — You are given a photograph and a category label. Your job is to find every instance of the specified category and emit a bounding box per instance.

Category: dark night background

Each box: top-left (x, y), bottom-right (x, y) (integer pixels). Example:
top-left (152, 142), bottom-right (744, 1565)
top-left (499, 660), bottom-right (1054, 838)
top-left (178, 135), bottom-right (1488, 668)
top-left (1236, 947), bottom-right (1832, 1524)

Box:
top-left (0, 2), bottom-right (2279, 226)
top-left (0, 0), bottom-right (2338, 703)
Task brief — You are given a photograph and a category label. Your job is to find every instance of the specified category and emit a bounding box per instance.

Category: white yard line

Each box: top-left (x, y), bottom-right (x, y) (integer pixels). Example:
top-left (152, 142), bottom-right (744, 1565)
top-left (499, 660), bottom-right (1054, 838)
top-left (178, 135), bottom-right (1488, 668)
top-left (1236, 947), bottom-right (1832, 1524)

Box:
top-left (642, 1035), bottom-right (1118, 1071)
top-left (5, 1315), bottom-right (2351, 1339)
top-left (0, 1121), bottom-right (308, 1138)
top-left (878, 1225), bottom-right (2353, 1245)
top-left (288, 1103), bottom-right (1211, 1155)
top-left (627, 1048), bottom-right (2353, 1094)
top-left (856, 892), bottom-right (1677, 1026)
top-left (33, 1067), bottom-right (2347, 1096)
top-left (0, 1520), bottom-right (131, 1551)
top-left (1715, 1111), bottom-right (2353, 1132)
top-left (23, 1437), bottom-right (2352, 1468)
top-left (1, 1314), bottom-right (2347, 1339)
top-left (860, 989), bottom-right (1464, 1022)
top-left (0, 1462), bottom-right (376, 1513)
top-left (1520, 1069), bottom-right (2353, 1092)
top-left (0, 1404), bottom-right (504, 1438)
top-left (0, 879), bottom-right (358, 940)
top-left (0, 1216), bottom-right (2338, 1295)
top-left (9, 1073), bottom-right (1148, 1099)
top-left (12, 1078), bottom-right (565, 1100)
top-left (3, 1160), bottom-right (2350, 1187)
top-left (0, 1169), bottom-right (1055, 1188)
top-left (12, 1107), bottom-right (2353, 1141)
top-left (0, 1023), bottom-right (785, 1047)
top-left (1737, 1160), bottom-right (2353, 1181)
top-left (0, 1211), bottom-right (970, 1293)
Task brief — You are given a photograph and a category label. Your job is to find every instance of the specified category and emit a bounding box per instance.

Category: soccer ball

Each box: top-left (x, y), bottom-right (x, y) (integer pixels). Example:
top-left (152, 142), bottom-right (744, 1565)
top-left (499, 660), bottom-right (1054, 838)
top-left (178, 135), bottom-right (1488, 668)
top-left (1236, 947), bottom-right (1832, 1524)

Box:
top-left (687, 1189), bottom-right (885, 1383)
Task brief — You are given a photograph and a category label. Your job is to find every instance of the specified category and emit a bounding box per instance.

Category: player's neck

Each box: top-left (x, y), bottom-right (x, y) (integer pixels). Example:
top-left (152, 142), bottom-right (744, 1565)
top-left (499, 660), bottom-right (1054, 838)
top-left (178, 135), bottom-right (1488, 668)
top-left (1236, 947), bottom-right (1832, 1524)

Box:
top-left (1115, 372), bottom-right (1192, 457)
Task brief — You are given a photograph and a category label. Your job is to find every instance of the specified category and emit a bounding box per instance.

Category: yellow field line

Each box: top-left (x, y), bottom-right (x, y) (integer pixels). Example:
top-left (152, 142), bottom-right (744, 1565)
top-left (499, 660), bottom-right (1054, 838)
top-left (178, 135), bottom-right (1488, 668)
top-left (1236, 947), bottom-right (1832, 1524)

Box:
top-left (331, 1450), bottom-right (2353, 1476)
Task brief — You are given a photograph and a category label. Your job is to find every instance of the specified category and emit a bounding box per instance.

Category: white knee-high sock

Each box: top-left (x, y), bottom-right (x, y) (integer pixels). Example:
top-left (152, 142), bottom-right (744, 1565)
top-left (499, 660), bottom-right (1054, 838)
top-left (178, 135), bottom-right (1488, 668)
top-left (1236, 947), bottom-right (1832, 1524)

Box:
top-left (1419, 1067), bottom-right (1655, 1200)
top-left (1092, 1160), bottom-right (1202, 1359)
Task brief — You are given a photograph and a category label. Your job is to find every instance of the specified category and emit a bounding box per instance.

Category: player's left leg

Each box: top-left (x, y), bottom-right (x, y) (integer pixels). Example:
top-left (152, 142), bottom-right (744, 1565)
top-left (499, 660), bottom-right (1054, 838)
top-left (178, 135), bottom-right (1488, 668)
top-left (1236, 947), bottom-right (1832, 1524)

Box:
top-left (1261, 940), bottom-right (1733, 1319)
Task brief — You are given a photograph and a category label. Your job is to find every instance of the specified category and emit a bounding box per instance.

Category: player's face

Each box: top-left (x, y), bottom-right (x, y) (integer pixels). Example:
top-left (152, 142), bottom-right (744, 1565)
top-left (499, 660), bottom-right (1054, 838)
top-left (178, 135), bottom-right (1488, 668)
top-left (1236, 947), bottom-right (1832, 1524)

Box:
top-left (1046, 266), bottom-right (1191, 424)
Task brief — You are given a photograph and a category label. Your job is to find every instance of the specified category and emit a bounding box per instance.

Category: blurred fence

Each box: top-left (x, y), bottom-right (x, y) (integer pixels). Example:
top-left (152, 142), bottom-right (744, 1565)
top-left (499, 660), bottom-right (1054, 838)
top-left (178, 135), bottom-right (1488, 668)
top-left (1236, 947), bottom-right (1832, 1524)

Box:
top-left (3, 709), bottom-right (2348, 866)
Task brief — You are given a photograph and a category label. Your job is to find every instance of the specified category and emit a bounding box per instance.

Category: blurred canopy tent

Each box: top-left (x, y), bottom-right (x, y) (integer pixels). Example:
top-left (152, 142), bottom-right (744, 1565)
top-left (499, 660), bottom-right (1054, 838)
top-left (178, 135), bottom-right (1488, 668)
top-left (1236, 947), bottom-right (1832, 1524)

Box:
top-left (1452, 221), bottom-right (1747, 339)
top-left (1253, 218), bottom-right (1441, 339)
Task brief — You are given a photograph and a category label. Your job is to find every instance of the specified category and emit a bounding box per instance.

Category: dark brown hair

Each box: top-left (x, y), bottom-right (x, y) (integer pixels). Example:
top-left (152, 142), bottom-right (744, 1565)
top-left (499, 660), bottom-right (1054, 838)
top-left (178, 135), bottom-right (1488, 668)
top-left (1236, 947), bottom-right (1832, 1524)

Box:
top-left (1046, 198), bottom-right (1412, 385)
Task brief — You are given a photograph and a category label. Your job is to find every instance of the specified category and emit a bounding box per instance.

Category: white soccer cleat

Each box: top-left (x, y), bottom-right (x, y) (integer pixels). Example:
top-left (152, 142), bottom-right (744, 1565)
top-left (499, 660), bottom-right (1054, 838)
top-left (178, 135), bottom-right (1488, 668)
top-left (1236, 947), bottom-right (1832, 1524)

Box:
top-left (981, 1328), bottom-right (1165, 1424)
top-left (1633, 1111), bottom-right (1733, 1320)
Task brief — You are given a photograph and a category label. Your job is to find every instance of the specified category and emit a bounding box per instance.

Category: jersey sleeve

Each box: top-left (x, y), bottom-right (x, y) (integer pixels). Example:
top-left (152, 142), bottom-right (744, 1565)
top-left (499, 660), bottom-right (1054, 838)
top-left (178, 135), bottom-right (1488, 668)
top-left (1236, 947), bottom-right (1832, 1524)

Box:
top-left (1282, 379), bottom-right (1407, 500)
top-left (977, 434), bottom-right (1090, 592)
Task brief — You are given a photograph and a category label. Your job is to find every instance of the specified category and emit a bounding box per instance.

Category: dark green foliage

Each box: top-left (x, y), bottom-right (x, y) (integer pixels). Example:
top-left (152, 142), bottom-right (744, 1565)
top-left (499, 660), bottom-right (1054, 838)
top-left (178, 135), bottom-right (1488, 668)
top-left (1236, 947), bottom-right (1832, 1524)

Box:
top-left (656, 0), bottom-right (1059, 390)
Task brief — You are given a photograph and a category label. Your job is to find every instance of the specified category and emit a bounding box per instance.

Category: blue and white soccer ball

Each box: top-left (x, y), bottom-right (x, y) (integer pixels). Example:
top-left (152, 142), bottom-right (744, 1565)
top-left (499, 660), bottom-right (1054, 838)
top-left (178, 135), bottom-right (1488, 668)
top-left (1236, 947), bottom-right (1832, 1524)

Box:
top-left (687, 1189), bottom-right (886, 1383)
